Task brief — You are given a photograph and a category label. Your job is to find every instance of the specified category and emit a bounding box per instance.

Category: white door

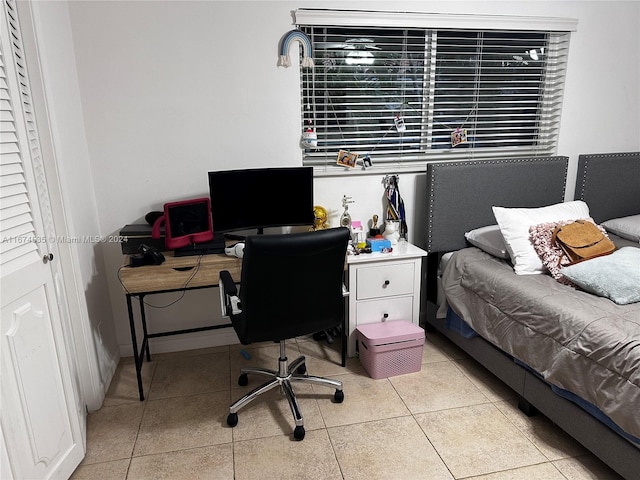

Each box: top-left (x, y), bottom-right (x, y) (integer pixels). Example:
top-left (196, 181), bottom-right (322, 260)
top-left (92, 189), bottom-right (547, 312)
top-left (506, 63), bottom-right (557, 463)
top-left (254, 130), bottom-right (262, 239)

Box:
top-left (0, 1), bottom-right (84, 478)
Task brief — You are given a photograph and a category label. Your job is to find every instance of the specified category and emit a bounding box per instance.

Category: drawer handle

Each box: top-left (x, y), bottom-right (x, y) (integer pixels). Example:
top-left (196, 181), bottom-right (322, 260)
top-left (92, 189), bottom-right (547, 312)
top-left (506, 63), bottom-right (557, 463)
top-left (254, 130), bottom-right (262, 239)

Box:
top-left (383, 280), bottom-right (390, 286)
top-left (383, 313), bottom-right (389, 320)
top-left (173, 266), bottom-right (195, 272)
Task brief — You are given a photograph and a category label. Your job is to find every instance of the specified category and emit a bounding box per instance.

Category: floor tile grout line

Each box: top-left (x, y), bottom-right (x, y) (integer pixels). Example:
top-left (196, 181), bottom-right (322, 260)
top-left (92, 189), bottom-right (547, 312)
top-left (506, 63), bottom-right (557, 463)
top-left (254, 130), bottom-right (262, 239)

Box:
top-left (444, 355), bottom-right (590, 466)
top-left (83, 331), bottom-right (616, 480)
top-left (384, 353), bottom-right (563, 480)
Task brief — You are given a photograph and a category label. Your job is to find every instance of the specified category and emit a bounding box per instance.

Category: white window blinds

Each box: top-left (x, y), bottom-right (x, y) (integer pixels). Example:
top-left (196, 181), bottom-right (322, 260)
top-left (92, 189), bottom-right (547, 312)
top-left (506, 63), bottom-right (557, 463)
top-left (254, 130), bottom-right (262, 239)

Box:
top-left (297, 10), bottom-right (574, 169)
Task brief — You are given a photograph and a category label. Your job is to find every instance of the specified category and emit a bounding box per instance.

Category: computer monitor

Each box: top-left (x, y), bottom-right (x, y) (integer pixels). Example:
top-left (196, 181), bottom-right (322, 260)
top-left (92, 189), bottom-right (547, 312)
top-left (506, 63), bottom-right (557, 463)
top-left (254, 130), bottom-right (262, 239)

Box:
top-left (208, 167), bottom-right (314, 237)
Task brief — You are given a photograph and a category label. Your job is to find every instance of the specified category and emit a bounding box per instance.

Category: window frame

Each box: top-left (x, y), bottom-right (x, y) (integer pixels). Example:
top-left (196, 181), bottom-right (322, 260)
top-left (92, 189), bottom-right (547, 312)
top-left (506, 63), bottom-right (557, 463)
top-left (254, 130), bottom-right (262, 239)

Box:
top-left (294, 9), bottom-right (577, 174)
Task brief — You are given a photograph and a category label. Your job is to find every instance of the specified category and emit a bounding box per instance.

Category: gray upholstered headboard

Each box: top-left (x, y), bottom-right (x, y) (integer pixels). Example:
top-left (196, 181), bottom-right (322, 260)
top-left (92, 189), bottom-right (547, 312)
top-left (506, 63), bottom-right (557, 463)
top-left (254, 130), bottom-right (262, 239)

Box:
top-left (425, 156), bottom-right (568, 253)
top-left (574, 152), bottom-right (640, 224)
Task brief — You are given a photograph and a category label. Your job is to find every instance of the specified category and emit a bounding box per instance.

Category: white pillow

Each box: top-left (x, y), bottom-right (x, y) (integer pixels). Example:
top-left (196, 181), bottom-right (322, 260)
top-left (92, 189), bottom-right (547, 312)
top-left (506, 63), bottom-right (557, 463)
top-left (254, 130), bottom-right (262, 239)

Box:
top-left (492, 201), bottom-right (590, 275)
top-left (601, 214), bottom-right (640, 243)
top-left (464, 225), bottom-right (509, 259)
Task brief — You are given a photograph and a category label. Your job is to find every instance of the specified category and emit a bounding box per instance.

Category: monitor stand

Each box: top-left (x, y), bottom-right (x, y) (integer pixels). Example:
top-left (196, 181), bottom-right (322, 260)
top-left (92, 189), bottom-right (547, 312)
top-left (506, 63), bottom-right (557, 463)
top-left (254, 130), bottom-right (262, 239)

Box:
top-left (223, 227), bottom-right (264, 242)
top-left (174, 236), bottom-right (226, 256)
top-left (223, 233), bottom-right (246, 241)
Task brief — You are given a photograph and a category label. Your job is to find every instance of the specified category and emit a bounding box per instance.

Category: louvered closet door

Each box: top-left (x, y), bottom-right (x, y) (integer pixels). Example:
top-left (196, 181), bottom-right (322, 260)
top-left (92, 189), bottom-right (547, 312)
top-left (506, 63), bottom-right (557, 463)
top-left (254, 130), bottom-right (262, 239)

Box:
top-left (0, 1), bottom-right (84, 478)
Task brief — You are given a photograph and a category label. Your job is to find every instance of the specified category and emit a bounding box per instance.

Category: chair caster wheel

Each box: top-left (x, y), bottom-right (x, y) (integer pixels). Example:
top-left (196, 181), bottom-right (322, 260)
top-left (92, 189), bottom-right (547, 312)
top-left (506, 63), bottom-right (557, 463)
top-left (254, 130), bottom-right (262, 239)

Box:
top-left (294, 425), bottom-right (305, 440)
top-left (334, 390), bottom-right (344, 403)
top-left (238, 373), bottom-right (248, 386)
top-left (296, 364), bottom-right (306, 375)
top-left (227, 413), bottom-right (238, 427)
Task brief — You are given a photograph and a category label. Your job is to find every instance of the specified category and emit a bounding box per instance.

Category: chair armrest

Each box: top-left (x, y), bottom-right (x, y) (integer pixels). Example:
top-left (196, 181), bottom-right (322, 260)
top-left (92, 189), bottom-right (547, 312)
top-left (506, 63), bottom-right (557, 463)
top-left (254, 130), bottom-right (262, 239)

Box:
top-left (219, 270), bottom-right (237, 296)
top-left (219, 270), bottom-right (242, 316)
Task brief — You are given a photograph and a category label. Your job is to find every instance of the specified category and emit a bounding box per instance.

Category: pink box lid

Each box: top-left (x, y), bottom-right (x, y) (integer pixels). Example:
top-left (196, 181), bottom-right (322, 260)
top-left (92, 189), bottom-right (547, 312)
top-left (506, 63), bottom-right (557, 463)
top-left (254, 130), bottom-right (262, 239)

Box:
top-left (356, 320), bottom-right (424, 344)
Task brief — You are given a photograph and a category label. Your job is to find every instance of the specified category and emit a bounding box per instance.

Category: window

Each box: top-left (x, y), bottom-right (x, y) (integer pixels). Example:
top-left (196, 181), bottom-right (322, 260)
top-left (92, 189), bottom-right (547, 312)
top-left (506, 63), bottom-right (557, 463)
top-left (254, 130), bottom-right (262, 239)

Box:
top-left (297, 10), bottom-right (575, 169)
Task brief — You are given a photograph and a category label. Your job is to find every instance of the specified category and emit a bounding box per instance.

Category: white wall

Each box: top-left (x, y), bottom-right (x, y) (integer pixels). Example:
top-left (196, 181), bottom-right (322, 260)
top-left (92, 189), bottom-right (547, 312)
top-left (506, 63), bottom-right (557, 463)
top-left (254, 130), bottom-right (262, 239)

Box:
top-left (54, 1), bottom-right (639, 357)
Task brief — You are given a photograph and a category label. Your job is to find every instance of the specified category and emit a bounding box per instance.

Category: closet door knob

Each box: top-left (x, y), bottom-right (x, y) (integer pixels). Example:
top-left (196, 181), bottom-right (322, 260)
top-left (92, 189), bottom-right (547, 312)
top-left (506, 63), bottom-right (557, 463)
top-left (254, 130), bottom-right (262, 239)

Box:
top-left (383, 280), bottom-right (390, 286)
top-left (43, 253), bottom-right (54, 263)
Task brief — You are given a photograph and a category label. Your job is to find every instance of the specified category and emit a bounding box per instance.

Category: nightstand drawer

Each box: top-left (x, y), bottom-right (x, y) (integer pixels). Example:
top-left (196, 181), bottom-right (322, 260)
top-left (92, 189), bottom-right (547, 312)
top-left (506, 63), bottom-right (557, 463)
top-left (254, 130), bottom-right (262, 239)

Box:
top-left (355, 262), bottom-right (415, 300)
top-left (356, 296), bottom-right (414, 325)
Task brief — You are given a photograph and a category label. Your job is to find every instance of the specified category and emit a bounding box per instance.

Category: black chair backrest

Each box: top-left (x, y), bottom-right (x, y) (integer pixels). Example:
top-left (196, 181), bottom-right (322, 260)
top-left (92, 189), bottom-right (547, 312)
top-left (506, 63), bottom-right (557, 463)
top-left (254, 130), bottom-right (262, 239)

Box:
top-left (235, 227), bottom-right (350, 344)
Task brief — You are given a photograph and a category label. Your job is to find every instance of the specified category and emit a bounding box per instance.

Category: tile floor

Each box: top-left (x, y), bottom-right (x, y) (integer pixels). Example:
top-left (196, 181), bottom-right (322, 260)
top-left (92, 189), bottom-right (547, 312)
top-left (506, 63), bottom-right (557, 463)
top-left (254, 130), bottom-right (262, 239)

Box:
top-left (71, 331), bottom-right (625, 480)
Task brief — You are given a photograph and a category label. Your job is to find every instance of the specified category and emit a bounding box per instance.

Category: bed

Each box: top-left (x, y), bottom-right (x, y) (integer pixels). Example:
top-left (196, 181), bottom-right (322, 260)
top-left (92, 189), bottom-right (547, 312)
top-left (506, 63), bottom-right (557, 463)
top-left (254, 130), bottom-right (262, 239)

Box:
top-left (424, 153), bottom-right (640, 480)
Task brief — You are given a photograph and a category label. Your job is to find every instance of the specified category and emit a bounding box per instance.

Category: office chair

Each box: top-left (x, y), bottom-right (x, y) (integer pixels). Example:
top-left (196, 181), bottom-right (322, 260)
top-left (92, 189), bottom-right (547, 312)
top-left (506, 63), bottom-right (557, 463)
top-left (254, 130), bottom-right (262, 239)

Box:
top-left (219, 227), bottom-right (350, 440)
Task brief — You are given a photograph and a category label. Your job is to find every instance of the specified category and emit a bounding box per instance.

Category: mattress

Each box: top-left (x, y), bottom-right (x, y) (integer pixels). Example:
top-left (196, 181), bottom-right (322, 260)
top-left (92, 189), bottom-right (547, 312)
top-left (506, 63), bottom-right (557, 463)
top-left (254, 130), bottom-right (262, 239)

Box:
top-left (441, 246), bottom-right (640, 442)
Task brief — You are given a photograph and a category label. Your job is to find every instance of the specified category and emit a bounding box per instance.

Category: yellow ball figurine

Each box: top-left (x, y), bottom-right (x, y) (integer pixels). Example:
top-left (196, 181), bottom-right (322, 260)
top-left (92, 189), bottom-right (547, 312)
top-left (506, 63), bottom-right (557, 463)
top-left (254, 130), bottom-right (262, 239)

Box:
top-left (312, 205), bottom-right (329, 230)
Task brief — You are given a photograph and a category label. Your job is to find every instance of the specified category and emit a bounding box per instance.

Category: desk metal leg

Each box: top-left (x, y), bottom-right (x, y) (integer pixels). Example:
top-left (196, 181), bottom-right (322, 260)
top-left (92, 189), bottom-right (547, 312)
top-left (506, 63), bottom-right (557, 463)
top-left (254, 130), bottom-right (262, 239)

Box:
top-left (341, 296), bottom-right (347, 367)
top-left (138, 295), bottom-right (151, 361)
top-left (124, 286), bottom-right (233, 401)
top-left (126, 294), bottom-right (145, 401)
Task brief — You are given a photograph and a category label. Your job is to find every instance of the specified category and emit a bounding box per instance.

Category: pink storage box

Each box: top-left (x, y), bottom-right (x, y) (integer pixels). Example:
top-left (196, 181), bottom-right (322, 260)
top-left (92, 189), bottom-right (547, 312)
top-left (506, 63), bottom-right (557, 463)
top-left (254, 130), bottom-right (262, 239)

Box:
top-left (356, 321), bottom-right (425, 379)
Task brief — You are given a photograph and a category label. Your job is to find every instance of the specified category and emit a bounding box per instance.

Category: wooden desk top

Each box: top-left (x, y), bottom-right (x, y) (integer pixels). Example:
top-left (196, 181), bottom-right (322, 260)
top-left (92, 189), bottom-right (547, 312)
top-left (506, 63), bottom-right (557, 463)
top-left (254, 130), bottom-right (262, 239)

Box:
top-left (119, 253), bottom-right (242, 294)
top-left (118, 239), bottom-right (404, 295)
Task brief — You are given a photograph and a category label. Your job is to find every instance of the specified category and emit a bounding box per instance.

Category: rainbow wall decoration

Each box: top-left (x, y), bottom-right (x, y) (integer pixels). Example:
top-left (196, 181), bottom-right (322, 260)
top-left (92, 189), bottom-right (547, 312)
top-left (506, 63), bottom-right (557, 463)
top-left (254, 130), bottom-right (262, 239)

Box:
top-left (278, 29), bottom-right (314, 68)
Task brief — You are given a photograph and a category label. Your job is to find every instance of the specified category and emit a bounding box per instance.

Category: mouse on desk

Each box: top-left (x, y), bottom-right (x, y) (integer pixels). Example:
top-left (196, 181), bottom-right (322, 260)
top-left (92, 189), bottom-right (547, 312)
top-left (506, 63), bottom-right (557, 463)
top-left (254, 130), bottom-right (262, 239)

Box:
top-left (129, 244), bottom-right (165, 267)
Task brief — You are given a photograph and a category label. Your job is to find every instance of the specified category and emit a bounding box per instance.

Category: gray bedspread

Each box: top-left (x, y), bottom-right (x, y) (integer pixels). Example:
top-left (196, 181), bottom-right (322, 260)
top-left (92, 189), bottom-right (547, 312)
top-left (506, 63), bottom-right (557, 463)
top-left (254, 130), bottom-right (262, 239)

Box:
top-left (442, 247), bottom-right (640, 441)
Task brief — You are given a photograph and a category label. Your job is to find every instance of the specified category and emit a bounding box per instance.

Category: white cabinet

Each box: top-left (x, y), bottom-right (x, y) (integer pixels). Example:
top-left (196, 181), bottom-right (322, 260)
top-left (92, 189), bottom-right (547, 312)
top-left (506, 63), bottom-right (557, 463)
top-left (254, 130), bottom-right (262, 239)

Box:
top-left (346, 243), bottom-right (427, 357)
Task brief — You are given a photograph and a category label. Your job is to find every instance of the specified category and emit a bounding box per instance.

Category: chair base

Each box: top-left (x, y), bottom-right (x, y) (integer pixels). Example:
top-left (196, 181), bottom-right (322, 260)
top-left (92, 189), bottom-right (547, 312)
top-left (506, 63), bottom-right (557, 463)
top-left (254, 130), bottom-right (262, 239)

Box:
top-left (227, 340), bottom-right (344, 440)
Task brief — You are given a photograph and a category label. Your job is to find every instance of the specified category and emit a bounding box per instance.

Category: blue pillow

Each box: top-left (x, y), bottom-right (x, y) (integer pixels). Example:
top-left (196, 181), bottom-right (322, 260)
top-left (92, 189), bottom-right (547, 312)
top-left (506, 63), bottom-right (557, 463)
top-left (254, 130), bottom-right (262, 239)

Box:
top-left (561, 247), bottom-right (640, 305)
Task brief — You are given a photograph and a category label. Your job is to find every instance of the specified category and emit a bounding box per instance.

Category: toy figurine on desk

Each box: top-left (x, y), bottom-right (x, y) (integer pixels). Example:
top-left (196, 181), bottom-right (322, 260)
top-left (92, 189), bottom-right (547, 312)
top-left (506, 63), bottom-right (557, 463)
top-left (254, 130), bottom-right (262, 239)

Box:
top-left (311, 205), bottom-right (329, 231)
top-left (369, 214), bottom-right (381, 237)
top-left (339, 195), bottom-right (354, 228)
top-left (383, 220), bottom-right (401, 244)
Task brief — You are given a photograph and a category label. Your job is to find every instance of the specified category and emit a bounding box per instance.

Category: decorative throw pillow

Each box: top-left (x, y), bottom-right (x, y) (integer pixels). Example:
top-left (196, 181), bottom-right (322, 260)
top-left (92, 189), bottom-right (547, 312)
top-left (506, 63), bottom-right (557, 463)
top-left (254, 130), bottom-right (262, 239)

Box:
top-left (561, 247), bottom-right (640, 305)
top-left (529, 217), bottom-right (607, 285)
top-left (529, 220), bottom-right (574, 284)
top-left (601, 214), bottom-right (640, 243)
top-left (465, 225), bottom-right (509, 259)
top-left (493, 201), bottom-right (590, 275)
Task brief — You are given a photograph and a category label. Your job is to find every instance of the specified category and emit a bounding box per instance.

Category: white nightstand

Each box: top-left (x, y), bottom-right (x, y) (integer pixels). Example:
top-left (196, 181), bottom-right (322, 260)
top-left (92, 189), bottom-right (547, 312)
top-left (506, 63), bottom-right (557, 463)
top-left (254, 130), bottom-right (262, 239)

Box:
top-left (346, 242), bottom-right (427, 357)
